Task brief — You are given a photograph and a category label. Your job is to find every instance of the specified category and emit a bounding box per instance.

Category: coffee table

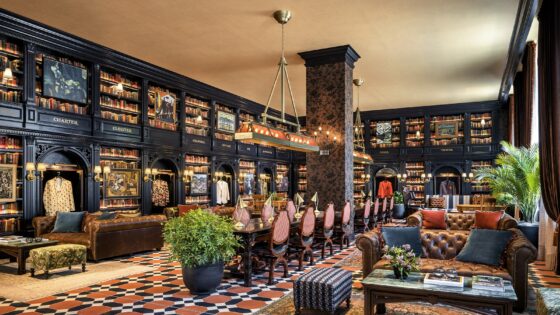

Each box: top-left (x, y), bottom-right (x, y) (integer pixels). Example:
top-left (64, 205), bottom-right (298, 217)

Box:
top-left (0, 240), bottom-right (59, 274)
top-left (362, 269), bottom-right (517, 315)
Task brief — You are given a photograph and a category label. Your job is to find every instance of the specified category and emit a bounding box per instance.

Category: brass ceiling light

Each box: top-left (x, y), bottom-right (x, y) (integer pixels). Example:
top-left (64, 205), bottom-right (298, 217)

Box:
top-left (234, 10), bottom-right (319, 153)
top-left (353, 78), bottom-right (373, 164)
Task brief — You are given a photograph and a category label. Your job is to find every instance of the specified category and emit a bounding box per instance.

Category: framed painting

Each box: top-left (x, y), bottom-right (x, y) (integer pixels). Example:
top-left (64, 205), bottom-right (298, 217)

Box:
top-left (0, 164), bottom-right (16, 203)
top-left (155, 91), bottom-right (177, 124)
top-left (105, 169), bottom-right (140, 198)
top-left (191, 173), bottom-right (208, 195)
top-left (43, 58), bottom-right (88, 104)
top-left (375, 121), bottom-right (392, 144)
top-left (217, 111), bottom-right (236, 133)
top-left (435, 121), bottom-right (458, 138)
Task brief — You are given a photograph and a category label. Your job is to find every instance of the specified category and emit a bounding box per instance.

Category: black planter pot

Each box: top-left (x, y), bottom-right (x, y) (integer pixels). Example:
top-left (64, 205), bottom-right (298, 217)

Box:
top-left (182, 262), bottom-right (224, 295)
top-left (518, 222), bottom-right (539, 248)
top-left (393, 204), bottom-right (406, 219)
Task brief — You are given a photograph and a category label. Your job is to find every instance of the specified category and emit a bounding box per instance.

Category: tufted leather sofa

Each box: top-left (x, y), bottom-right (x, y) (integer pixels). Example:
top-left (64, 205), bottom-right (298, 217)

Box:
top-left (357, 224), bottom-right (537, 311)
top-left (33, 213), bottom-right (166, 261)
top-left (406, 211), bottom-right (518, 230)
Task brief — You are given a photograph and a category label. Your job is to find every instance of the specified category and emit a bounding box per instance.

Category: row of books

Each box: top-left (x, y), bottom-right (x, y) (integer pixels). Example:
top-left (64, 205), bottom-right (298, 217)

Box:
top-left (101, 110), bottom-right (138, 124)
top-left (0, 136), bottom-right (20, 149)
top-left (185, 155), bottom-right (209, 164)
top-left (100, 71), bottom-right (140, 89)
top-left (36, 96), bottom-right (88, 115)
top-left (0, 89), bottom-right (21, 103)
top-left (100, 148), bottom-right (139, 158)
top-left (185, 127), bottom-right (209, 136)
top-left (100, 84), bottom-right (139, 101)
top-left (0, 152), bottom-right (20, 164)
top-left (100, 160), bottom-right (139, 170)
top-left (0, 218), bottom-right (17, 233)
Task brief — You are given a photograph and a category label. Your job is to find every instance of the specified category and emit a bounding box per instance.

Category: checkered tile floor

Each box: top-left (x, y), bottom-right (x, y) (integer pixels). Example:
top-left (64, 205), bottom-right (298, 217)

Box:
top-left (0, 246), bottom-right (355, 314)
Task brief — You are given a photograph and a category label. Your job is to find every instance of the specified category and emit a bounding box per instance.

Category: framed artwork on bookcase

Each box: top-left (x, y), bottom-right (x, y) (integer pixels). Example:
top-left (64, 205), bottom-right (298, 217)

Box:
top-left (105, 169), bottom-right (140, 198)
top-left (216, 111), bottom-right (236, 133)
top-left (43, 58), bottom-right (88, 104)
top-left (0, 164), bottom-right (16, 203)
top-left (435, 121), bottom-right (458, 138)
top-left (154, 92), bottom-right (177, 124)
top-left (376, 121), bottom-right (392, 144)
top-left (191, 174), bottom-right (208, 195)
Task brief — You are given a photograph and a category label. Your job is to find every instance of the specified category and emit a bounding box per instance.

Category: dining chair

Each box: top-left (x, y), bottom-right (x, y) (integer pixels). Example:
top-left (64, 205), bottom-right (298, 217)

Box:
top-left (335, 201), bottom-right (352, 250)
top-left (377, 197), bottom-right (388, 227)
top-left (261, 204), bottom-right (274, 224)
top-left (286, 200), bottom-right (297, 222)
top-left (372, 198), bottom-right (380, 227)
top-left (289, 206), bottom-right (316, 270)
top-left (388, 196), bottom-right (394, 222)
top-left (314, 202), bottom-right (335, 259)
top-left (253, 210), bottom-right (291, 285)
top-left (354, 197), bottom-right (371, 233)
top-left (232, 206), bottom-right (251, 226)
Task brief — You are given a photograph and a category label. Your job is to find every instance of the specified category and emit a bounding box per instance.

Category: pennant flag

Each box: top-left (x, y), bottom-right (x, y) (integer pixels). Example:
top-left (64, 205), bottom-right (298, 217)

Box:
top-left (236, 196), bottom-right (248, 209)
top-left (311, 192), bottom-right (318, 211)
top-left (264, 194), bottom-right (273, 207)
top-left (295, 193), bottom-right (304, 207)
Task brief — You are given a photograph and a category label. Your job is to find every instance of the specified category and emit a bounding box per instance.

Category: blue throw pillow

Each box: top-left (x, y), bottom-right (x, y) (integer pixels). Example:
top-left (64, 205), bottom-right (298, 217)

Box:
top-left (52, 212), bottom-right (85, 233)
top-left (382, 226), bottom-right (423, 257)
top-left (456, 229), bottom-right (512, 266)
top-left (97, 212), bottom-right (117, 220)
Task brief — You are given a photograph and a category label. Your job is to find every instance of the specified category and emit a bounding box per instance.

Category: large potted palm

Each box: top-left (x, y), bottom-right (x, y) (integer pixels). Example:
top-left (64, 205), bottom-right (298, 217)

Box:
top-left (476, 141), bottom-right (541, 246)
top-left (164, 209), bottom-right (239, 294)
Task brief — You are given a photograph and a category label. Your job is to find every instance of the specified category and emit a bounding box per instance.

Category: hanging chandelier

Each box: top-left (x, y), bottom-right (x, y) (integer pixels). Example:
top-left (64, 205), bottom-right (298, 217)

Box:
top-left (353, 79), bottom-right (373, 164)
top-left (234, 10), bottom-right (319, 153)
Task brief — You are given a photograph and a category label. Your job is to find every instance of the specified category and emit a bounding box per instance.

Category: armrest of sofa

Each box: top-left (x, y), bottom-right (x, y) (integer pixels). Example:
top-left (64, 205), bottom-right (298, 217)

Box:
top-left (505, 228), bottom-right (537, 312)
top-left (32, 216), bottom-right (56, 237)
top-left (498, 213), bottom-right (518, 230)
top-left (356, 230), bottom-right (383, 278)
top-left (90, 215), bottom-right (166, 234)
top-left (406, 211), bottom-right (422, 227)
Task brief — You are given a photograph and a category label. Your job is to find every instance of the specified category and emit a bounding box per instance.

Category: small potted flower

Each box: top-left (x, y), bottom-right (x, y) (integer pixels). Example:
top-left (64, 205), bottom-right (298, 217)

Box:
top-left (382, 244), bottom-right (419, 280)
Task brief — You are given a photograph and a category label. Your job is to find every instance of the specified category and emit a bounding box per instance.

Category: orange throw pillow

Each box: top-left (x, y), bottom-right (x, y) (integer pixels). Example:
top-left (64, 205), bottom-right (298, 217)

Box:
top-left (421, 210), bottom-right (447, 229)
top-left (474, 211), bottom-right (503, 229)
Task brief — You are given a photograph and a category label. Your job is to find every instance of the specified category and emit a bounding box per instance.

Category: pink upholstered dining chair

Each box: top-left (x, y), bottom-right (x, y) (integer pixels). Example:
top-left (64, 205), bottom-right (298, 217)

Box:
top-left (290, 206), bottom-right (316, 270)
top-left (261, 204), bottom-right (274, 224)
top-left (232, 206), bottom-right (251, 226)
top-left (314, 202), bottom-right (335, 259)
top-left (253, 210), bottom-right (291, 285)
top-left (286, 200), bottom-right (297, 222)
top-left (336, 201), bottom-right (352, 250)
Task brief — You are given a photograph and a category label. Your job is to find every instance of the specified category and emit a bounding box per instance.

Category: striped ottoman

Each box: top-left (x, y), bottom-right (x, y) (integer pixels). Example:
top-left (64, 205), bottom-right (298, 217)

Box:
top-left (294, 268), bottom-right (352, 314)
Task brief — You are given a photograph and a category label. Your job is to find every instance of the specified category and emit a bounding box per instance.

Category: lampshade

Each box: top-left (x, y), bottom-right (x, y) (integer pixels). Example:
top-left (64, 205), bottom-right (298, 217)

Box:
top-left (37, 163), bottom-right (47, 172)
top-left (3, 67), bottom-right (13, 81)
top-left (94, 166), bottom-right (102, 174)
top-left (25, 162), bottom-right (35, 171)
top-left (145, 168), bottom-right (152, 175)
top-left (103, 166), bottom-right (111, 174)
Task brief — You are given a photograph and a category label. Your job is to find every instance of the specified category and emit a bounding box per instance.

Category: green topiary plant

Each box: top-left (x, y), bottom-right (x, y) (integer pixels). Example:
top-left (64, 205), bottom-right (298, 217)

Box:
top-left (475, 141), bottom-right (541, 223)
top-left (163, 209), bottom-right (240, 268)
top-left (393, 191), bottom-right (404, 204)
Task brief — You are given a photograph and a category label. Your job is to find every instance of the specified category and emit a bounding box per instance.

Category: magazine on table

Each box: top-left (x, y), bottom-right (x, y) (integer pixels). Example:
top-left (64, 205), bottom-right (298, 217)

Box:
top-left (424, 273), bottom-right (464, 288)
top-left (0, 235), bottom-right (25, 244)
top-left (472, 275), bottom-right (505, 292)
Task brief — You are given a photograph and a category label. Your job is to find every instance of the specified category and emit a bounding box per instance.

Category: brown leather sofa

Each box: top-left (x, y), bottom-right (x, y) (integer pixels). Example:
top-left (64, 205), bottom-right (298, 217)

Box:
top-left (357, 212), bottom-right (537, 312)
top-left (33, 213), bottom-right (166, 261)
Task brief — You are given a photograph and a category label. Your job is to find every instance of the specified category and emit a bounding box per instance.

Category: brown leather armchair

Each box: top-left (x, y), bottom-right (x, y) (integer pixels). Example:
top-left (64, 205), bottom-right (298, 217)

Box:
top-left (406, 210), bottom-right (518, 230)
top-left (33, 214), bottom-right (166, 261)
top-left (357, 227), bottom-right (537, 312)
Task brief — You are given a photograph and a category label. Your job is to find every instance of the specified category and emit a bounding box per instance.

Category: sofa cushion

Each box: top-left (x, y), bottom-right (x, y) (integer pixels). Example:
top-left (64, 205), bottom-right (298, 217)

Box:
top-left (52, 212), bottom-right (85, 233)
top-left (382, 226), bottom-right (423, 256)
top-left (421, 210), bottom-right (447, 229)
top-left (420, 229), bottom-right (470, 260)
top-left (97, 212), bottom-right (117, 220)
top-left (42, 232), bottom-right (91, 247)
top-left (456, 229), bottom-right (512, 266)
top-left (373, 258), bottom-right (512, 281)
top-left (447, 213), bottom-right (476, 230)
top-left (475, 210), bottom-right (503, 229)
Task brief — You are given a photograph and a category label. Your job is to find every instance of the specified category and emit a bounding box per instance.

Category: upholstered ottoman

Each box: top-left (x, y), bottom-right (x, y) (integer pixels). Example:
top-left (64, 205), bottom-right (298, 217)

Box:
top-left (28, 244), bottom-right (87, 278)
top-left (537, 288), bottom-right (560, 315)
top-left (294, 268), bottom-right (352, 314)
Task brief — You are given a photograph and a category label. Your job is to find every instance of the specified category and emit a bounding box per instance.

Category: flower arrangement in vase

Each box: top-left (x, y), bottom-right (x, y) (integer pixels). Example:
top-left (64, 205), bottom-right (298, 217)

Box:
top-left (382, 244), bottom-right (419, 280)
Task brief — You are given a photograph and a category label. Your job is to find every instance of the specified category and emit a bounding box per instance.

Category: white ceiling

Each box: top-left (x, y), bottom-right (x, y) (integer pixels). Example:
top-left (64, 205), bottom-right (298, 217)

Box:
top-left (0, 0), bottom-right (521, 114)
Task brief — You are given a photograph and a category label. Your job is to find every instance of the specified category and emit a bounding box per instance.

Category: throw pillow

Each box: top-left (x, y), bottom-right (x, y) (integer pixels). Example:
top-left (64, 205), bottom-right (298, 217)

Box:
top-left (421, 210), bottom-right (447, 229)
top-left (97, 212), bottom-right (117, 220)
top-left (456, 229), bottom-right (512, 266)
top-left (52, 211), bottom-right (85, 233)
top-left (474, 210), bottom-right (503, 229)
top-left (429, 197), bottom-right (445, 209)
top-left (381, 226), bottom-right (423, 257)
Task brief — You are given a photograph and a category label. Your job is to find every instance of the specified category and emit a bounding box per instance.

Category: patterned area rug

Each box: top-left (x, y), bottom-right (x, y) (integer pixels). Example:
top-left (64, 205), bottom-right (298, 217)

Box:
top-left (0, 246), bottom-right (355, 314)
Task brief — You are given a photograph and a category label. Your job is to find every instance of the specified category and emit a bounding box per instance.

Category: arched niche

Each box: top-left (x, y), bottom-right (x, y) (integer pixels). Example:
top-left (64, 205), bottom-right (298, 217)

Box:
top-left (214, 161), bottom-right (236, 206)
top-left (149, 157), bottom-right (180, 213)
top-left (373, 167), bottom-right (398, 198)
top-left (432, 165), bottom-right (464, 195)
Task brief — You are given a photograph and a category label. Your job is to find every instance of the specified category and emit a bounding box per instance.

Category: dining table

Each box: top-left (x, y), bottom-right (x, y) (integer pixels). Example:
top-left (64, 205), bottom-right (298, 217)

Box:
top-left (232, 211), bottom-right (324, 287)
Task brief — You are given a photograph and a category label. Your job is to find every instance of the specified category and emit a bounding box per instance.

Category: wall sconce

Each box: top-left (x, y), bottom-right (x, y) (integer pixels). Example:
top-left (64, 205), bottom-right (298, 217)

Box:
top-left (2, 62), bottom-right (13, 84)
top-left (314, 126), bottom-right (338, 149)
top-left (214, 171), bottom-right (224, 182)
top-left (462, 172), bottom-right (475, 183)
top-left (94, 166), bottom-right (111, 182)
top-left (144, 168), bottom-right (153, 182)
top-left (396, 173), bottom-right (408, 183)
top-left (276, 173), bottom-right (283, 184)
top-left (183, 169), bottom-right (194, 183)
top-left (25, 162), bottom-right (47, 181)
top-left (420, 173), bottom-right (433, 183)
top-left (366, 174), bottom-right (371, 180)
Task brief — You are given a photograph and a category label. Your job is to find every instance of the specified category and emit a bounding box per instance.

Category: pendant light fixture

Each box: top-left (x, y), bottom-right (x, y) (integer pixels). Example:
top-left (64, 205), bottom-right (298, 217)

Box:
top-left (353, 79), bottom-right (373, 164)
top-left (235, 10), bottom-right (319, 153)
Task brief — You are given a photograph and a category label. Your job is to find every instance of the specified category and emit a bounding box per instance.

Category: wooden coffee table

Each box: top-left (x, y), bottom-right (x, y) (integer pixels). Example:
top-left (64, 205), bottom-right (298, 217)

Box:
top-left (0, 239), bottom-right (59, 274)
top-left (362, 269), bottom-right (517, 315)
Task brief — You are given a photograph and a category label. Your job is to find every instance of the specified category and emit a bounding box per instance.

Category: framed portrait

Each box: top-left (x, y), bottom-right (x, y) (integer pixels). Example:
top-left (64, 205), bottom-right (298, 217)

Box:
top-left (191, 174), bottom-right (208, 195)
top-left (43, 58), bottom-right (88, 104)
top-left (375, 121), bottom-right (392, 144)
top-left (217, 111), bottom-right (236, 133)
top-left (154, 91), bottom-right (177, 124)
top-left (276, 176), bottom-right (289, 192)
top-left (243, 173), bottom-right (255, 195)
top-left (0, 164), bottom-right (16, 203)
top-left (105, 169), bottom-right (140, 198)
top-left (435, 121), bottom-right (458, 138)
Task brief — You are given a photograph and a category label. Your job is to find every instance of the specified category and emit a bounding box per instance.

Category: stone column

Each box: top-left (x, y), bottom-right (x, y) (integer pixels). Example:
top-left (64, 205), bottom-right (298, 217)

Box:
top-left (298, 45), bottom-right (360, 211)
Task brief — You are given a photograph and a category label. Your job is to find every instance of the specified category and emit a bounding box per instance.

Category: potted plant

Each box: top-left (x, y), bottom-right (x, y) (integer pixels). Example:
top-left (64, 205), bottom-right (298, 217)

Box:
top-left (164, 209), bottom-right (239, 294)
top-left (392, 191), bottom-right (405, 219)
top-left (476, 141), bottom-right (541, 246)
top-left (382, 244), bottom-right (419, 280)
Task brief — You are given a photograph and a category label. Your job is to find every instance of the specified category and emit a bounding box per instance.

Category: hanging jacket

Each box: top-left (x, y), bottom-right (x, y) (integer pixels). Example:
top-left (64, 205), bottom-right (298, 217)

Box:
top-left (377, 180), bottom-right (393, 198)
top-left (216, 180), bottom-right (230, 205)
top-left (43, 177), bottom-right (75, 216)
top-left (152, 179), bottom-right (170, 207)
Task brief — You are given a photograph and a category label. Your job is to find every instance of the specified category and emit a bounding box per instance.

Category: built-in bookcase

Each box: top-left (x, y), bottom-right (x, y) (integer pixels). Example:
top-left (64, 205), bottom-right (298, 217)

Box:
top-left (239, 160), bottom-right (256, 197)
top-left (370, 119), bottom-right (400, 149)
top-left (405, 117), bottom-right (424, 147)
top-left (471, 160), bottom-right (492, 194)
top-left (353, 163), bottom-right (367, 206)
top-left (0, 36), bottom-right (24, 106)
top-left (430, 115), bottom-right (464, 146)
top-left (470, 112), bottom-right (493, 145)
top-left (99, 147), bottom-right (142, 213)
top-left (184, 95), bottom-right (210, 137)
top-left (0, 135), bottom-right (23, 235)
top-left (184, 154), bottom-right (211, 205)
top-left (405, 162), bottom-right (426, 207)
top-left (99, 69), bottom-right (141, 125)
top-left (275, 163), bottom-right (289, 193)
top-left (214, 104), bottom-right (235, 141)
top-left (296, 164), bottom-right (307, 196)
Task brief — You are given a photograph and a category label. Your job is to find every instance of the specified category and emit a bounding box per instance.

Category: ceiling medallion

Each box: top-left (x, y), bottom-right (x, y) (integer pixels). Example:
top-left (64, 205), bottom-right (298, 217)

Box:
top-left (353, 78), bottom-right (373, 164)
top-left (234, 10), bottom-right (319, 153)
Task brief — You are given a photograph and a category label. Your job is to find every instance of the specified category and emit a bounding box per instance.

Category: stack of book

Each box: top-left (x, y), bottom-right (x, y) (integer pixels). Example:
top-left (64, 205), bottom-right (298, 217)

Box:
top-left (424, 273), bottom-right (464, 288)
top-left (472, 275), bottom-right (505, 292)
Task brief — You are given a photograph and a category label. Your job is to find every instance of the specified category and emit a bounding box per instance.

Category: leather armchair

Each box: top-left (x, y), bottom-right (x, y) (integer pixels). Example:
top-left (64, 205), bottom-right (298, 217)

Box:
top-left (33, 214), bottom-right (166, 261)
top-left (356, 228), bottom-right (537, 312)
top-left (406, 211), bottom-right (518, 230)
